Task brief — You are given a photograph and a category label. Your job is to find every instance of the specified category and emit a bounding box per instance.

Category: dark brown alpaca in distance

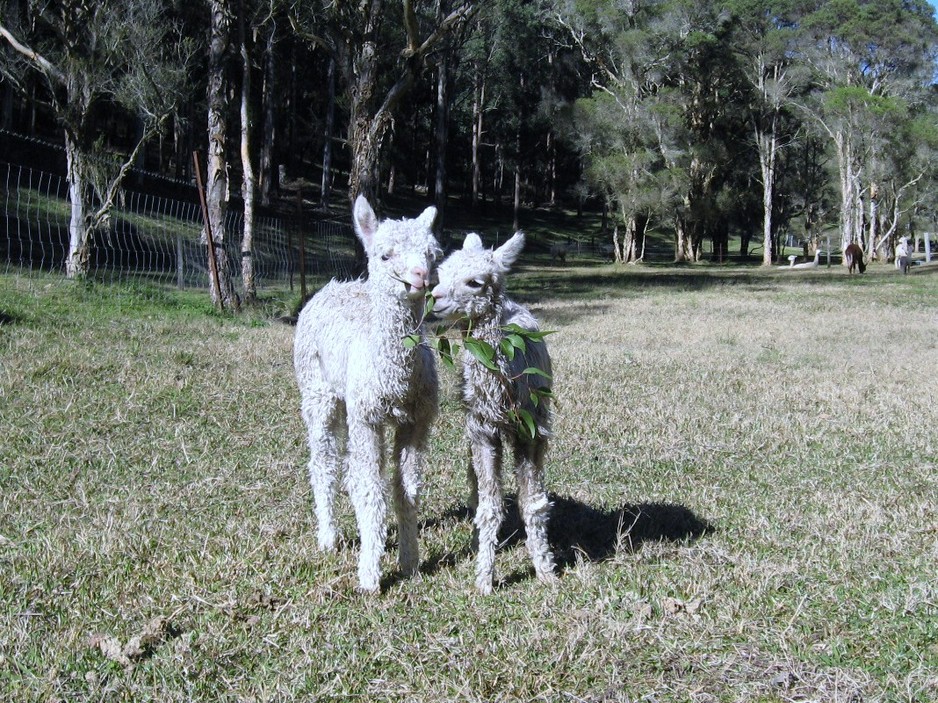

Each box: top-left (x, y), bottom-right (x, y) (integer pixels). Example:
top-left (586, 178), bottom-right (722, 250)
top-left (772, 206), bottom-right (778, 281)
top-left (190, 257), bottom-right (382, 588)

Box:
top-left (844, 243), bottom-right (866, 274)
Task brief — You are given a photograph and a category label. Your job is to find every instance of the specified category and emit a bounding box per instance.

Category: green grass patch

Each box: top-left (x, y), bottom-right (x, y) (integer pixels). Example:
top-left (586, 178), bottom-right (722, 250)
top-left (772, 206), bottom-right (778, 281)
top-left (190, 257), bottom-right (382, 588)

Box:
top-left (0, 266), bottom-right (936, 702)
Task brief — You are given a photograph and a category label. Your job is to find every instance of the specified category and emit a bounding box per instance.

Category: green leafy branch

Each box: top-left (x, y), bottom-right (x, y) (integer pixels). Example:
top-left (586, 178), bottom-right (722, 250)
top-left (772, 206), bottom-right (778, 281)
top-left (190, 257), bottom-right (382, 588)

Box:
top-left (403, 294), bottom-right (554, 439)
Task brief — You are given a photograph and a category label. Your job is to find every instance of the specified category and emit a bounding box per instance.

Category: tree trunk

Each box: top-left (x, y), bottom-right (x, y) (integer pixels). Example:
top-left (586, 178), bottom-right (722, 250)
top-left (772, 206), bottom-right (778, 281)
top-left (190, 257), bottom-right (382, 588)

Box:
top-left (64, 135), bottom-right (91, 279)
top-left (612, 220), bottom-right (623, 263)
top-left (631, 212), bottom-right (647, 262)
top-left (239, 1), bottom-right (256, 304)
top-left (622, 215), bottom-right (635, 263)
top-left (547, 130), bottom-right (557, 207)
top-left (674, 212), bottom-right (694, 263)
top-left (207, 0), bottom-right (236, 309)
top-left (0, 78), bottom-right (12, 129)
top-left (433, 53), bottom-right (449, 231)
top-left (866, 181), bottom-right (879, 261)
top-left (835, 130), bottom-right (859, 253)
top-left (512, 165), bottom-right (521, 232)
top-left (320, 56), bottom-right (336, 210)
top-left (259, 19), bottom-right (278, 207)
top-left (758, 128), bottom-right (777, 266)
top-left (471, 68), bottom-right (484, 207)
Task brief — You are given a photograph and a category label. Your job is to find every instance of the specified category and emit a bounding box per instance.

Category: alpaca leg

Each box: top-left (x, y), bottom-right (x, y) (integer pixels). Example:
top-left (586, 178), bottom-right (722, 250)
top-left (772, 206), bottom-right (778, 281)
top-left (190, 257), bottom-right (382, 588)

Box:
top-left (301, 390), bottom-right (343, 552)
top-left (470, 424), bottom-right (503, 595)
top-left (392, 421), bottom-right (428, 577)
top-left (466, 443), bottom-right (479, 512)
top-left (515, 438), bottom-right (557, 583)
top-left (346, 419), bottom-right (388, 592)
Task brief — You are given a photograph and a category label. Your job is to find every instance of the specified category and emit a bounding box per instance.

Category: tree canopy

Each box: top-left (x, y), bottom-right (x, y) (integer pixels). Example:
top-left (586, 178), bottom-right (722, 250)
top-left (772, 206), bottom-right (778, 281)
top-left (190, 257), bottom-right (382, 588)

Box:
top-left (2, 0), bottom-right (937, 271)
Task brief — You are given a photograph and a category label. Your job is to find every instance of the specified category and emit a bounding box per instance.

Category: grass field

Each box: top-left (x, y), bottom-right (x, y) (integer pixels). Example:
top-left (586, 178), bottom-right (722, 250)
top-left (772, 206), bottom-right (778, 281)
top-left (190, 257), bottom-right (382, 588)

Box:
top-left (0, 262), bottom-right (936, 702)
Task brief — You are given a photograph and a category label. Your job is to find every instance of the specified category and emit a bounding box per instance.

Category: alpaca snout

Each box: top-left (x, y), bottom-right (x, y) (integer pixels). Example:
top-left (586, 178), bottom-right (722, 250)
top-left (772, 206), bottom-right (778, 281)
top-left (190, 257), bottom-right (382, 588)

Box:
top-left (402, 267), bottom-right (431, 295)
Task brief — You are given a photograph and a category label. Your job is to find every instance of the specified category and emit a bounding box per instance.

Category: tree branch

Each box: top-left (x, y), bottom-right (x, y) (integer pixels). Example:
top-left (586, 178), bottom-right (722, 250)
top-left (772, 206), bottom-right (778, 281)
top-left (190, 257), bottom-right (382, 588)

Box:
top-left (402, 0), bottom-right (419, 55)
top-left (88, 116), bottom-right (168, 231)
top-left (0, 21), bottom-right (66, 85)
top-left (401, 2), bottom-right (476, 61)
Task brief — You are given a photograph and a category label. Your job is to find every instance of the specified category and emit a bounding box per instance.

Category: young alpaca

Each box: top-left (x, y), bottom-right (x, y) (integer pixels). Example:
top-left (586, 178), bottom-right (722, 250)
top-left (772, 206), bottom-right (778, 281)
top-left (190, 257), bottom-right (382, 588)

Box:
top-left (294, 196), bottom-right (441, 592)
top-left (431, 232), bottom-right (557, 594)
top-left (895, 236), bottom-right (911, 273)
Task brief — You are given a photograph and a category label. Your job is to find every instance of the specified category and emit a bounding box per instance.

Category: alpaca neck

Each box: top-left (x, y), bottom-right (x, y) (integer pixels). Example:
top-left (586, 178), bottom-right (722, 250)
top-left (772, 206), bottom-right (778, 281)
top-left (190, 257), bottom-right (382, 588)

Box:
top-left (467, 296), bottom-right (504, 345)
top-left (369, 287), bottom-right (422, 377)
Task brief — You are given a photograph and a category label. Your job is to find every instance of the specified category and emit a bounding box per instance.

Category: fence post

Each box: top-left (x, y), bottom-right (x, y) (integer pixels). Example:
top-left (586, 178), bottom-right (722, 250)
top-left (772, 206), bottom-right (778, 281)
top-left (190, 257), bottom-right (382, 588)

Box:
top-left (176, 231), bottom-right (185, 289)
top-left (297, 188), bottom-right (307, 301)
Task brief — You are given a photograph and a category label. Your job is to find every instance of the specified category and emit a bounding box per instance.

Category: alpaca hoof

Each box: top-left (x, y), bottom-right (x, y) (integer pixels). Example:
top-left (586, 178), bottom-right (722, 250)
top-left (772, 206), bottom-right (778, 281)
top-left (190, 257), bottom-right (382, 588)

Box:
top-left (475, 578), bottom-right (494, 595)
top-left (399, 560), bottom-right (419, 578)
top-left (537, 570), bottom-right (559, 585)
top-left (317, 527), bottom-right (338, 552)
top-left (357, 564), bottom-right (382, 594)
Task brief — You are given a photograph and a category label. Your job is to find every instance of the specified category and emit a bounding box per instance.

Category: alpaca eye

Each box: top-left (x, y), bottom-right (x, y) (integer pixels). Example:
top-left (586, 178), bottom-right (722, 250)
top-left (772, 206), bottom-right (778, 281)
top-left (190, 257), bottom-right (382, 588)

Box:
top-left (467, 279), bottom-right (484, 289)
top-left (381, 253), bottom-right (392, 262)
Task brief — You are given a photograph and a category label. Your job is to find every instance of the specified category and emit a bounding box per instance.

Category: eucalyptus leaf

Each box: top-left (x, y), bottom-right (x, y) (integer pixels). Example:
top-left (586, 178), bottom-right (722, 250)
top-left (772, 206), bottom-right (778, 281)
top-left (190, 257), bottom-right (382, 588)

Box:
top-left (522, 366), bottom-right (552, 379)
top-left (500, 338), bottom-right (516, 361)
top-left (506, 334), bottom-right (526, 352)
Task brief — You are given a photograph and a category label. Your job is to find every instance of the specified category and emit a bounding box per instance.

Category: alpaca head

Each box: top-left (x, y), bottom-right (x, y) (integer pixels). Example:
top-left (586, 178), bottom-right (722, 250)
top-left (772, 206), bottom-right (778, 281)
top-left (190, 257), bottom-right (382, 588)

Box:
top-left (431, 231), bottom-right (525, 323)
top-left (353, 195), bottom-right (441, 300)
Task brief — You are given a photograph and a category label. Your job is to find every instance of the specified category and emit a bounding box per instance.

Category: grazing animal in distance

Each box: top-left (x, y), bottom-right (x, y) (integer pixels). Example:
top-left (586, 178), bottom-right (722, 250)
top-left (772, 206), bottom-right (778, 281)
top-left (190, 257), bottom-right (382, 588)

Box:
top-left (293, 195), bottom-right (441, 592)
top-left (431, 231), bottom-right (557, 594)
top-left (550, 243), bottom-right (570, 263)
top-left (895, 236), bottom-right (911, 274)
top-left (792, 249), bottom-right (821, 269)
top-left (844, 243), bottom-right (866, 274)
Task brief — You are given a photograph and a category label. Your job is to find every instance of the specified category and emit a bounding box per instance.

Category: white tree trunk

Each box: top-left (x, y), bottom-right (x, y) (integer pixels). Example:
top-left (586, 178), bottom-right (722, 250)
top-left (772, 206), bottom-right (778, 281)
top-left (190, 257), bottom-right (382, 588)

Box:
top-left (64, 137), bottom-right (90, 279)
top-left (239, 4), bottom-right (256, 303)
top-left (759, 129), bottom-right (777, 266)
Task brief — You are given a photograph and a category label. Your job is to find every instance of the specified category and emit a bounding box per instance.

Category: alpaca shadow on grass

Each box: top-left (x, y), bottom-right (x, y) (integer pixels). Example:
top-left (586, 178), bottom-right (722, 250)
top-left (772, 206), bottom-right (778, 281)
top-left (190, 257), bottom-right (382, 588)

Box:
top-left (544, 494), bottom-right (714, 570)
top-left (411, 494), bottom-right (713, 588)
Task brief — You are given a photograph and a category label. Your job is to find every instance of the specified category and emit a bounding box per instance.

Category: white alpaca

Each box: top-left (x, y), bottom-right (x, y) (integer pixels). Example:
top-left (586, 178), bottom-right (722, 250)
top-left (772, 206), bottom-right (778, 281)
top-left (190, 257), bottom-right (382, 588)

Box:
top-left (784, 249), bottom-right (821, 269)
top-left (896, 236), bottom-right (911, 272)
top-left (431, 232), bottom-right (557, 594)
top-left (294, 196), bottom-right (441, 592)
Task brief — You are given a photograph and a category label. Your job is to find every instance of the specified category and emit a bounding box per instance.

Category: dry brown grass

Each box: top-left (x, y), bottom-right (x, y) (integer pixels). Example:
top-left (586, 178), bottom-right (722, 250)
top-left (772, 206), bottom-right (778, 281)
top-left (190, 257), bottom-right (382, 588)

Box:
top-left (0, 266), bottom-right (935, 702)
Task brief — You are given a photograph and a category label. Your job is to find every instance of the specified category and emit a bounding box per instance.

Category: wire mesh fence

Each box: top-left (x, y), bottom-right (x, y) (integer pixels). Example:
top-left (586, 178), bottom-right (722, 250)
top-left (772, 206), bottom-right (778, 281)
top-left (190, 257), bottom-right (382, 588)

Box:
top-left (0, 160), bottom-right (358, 293)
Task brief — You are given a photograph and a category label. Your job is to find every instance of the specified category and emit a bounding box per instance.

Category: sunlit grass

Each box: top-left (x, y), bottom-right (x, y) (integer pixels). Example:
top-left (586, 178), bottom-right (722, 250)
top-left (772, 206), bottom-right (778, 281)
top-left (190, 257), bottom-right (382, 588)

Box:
top-left (0, 266), bottom-right (935, 702)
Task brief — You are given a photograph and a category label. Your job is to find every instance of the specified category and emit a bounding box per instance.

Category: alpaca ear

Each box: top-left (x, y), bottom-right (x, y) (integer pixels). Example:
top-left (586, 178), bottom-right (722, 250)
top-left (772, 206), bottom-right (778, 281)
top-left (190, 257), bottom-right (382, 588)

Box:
top-left (417, 205), bottom-right (438, 229)
top-left (353, 195), bottom-right (378, 251)
top-left (463, 232), bottom-right (484, 250)
top-left (494, 231), bottom-right (525, 269)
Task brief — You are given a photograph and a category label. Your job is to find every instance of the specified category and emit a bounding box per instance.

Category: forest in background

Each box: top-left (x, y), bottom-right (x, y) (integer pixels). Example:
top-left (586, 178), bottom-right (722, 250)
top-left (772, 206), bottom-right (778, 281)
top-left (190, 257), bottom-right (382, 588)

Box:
top-left (2, 0), bottom-right (938, 304)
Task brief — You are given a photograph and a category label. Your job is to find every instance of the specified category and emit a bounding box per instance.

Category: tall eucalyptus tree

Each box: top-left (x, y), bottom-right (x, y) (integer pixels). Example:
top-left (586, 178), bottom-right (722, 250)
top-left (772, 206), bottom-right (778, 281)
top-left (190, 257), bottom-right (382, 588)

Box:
top-left (0, 0), bottom-right (194, 278)
top-left (797, 0), bottom-right (938, 258)
top-left (290, 0), bottom-right (476, 208)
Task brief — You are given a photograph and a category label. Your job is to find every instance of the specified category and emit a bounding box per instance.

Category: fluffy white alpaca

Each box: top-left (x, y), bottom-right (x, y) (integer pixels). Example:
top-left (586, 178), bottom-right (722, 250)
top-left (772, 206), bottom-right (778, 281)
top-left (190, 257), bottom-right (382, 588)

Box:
top-left (431, 231), bottom-right (557, 594)
top-left (294, 196), bottom-right (441, 592)
top-left (896, 236), bottom-right (911, 272)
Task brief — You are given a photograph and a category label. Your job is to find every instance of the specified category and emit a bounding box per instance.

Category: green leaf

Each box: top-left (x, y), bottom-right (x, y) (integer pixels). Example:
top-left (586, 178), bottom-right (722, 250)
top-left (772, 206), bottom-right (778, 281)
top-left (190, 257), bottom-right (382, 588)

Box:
top-left (500, 338), bottom-right (516, 361)
top-left (521, 367), bottom-right (552, 380)
top-left (403, 333), bottom-right (421, 349)
top-left (464, 337), bottom-right (499, 371)
top-left (439, 337), bottom-right (456, 369)
top-left (424, 294), bottom-right (436, 318)
top-left (512, 408), bottom-right (537, 439)
top-left (506, 334), bottom-right (527, 352)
